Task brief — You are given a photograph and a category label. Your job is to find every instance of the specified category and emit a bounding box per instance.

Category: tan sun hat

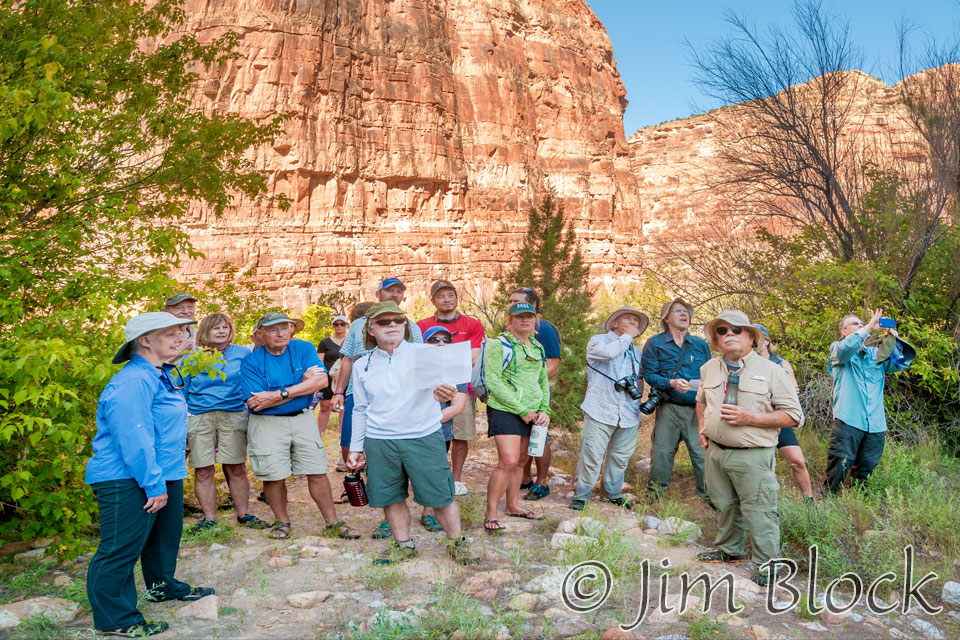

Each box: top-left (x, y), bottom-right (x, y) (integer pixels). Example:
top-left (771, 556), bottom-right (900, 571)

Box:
top-left (704, 310), bottom-right (764, 351)
top-left (604, 306), bottom-right (650, 334)
top-left (659, 297), bottom-right (694, 332)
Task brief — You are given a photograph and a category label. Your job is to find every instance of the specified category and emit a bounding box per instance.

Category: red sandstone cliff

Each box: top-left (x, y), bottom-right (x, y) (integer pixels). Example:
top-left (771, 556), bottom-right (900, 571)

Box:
top-left (173, 0), bottom-right (641, 309)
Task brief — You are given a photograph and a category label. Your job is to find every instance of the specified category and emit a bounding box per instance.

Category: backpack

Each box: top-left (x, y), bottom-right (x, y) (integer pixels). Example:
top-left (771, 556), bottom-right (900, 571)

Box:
top-left (471, 335), bottom-right (516, 403)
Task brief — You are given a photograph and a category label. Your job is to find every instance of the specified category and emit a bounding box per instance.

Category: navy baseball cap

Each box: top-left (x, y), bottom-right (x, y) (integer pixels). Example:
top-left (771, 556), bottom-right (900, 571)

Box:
top-left (378, 277), bottom-right (406, 291)
top-left (423, 326), bottom-right (453, 342)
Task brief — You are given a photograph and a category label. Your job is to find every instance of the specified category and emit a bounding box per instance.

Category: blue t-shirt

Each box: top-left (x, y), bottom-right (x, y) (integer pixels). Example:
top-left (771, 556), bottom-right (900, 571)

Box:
top-left (240, 339), bottom-right (324, 415)
top-left (535, 319), bottom-right (561, 360)
top-left (86, 356), bottom-right (188, 498)
top-left (183, 344), bottom-right (252, 414)
top-left (440, 383), bottom-right (470, 441)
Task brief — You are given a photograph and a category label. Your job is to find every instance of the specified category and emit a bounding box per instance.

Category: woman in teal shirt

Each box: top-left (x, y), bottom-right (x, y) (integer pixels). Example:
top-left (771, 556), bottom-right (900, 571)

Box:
top-left (483, 303), bottom-right (550, 532)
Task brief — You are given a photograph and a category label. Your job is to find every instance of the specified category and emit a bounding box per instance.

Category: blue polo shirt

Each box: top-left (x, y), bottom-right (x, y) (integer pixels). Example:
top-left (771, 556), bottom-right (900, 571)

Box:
top-left (240, 339), bottom-right (323, 415)
top-left (535, 319), bottom-right (561, 360)
top-left (86, 355), bottom-right (189, 498)
top-left (641, 332), bottom-right (712, 406)
top-left (182, 344), bottom-right (252, 414)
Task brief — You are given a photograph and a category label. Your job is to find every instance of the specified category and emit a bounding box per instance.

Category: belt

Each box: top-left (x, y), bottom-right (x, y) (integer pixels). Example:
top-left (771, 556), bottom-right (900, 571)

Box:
top-left (274, 409), bottom-right (306, 418)
top-left (710, 439), bottom-right (750, 450)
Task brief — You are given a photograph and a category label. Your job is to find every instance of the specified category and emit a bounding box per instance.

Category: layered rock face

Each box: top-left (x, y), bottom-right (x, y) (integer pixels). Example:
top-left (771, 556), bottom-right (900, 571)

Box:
top-left (629, 70), bottom-right (928, 259)
top-left (175, 0), bottom-right (641, 309)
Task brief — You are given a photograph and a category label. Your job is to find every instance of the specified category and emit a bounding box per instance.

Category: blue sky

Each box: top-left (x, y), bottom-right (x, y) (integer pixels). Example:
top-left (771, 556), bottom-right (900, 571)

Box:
top-left (587, 0), bottom-right (960, 135)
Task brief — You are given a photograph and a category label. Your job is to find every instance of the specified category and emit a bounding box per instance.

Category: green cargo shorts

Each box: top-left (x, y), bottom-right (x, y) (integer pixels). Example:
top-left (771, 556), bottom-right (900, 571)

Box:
top-left (364, 430), bottom-right (454, 509)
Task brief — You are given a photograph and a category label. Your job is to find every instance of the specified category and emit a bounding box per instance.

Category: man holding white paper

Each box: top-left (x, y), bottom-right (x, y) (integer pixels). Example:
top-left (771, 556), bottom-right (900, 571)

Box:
top-left (347, 302), bottom-right (478, 566)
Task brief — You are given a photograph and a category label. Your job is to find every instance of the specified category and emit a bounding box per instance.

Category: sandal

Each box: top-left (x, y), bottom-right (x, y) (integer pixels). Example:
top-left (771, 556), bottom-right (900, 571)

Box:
top-left (505, 509), bottom-right (543, 520)
top-left (483, 519), bottom-right (506, 533)
top-left (371, 520), bottom-right (392, 539)
top-left (267, 521), bottom-right (292, 540)
top-left (237, 514), bottom-right (271, 529)
top-left (187, 519), bottom-right (217, 535)
top-left (523, 484), bottom-right (550, 500)
top-left (102, 621), bottom-right (169, 637)
top-left (334, 491), bottom-right (350, 505)
top-left (323, 520), bottom-right (361, 540)
top-left (420, 515), bottom-right (443, 532)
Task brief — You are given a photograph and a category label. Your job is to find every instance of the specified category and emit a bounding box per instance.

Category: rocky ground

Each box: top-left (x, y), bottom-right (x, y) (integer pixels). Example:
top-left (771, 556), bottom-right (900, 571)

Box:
top-left (2, 418), bottom-right (960, 640)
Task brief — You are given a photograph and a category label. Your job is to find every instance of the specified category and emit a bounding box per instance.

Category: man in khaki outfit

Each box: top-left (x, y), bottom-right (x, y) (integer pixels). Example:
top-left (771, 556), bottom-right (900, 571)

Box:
top-left (695, 310), bottom-right (803, 586)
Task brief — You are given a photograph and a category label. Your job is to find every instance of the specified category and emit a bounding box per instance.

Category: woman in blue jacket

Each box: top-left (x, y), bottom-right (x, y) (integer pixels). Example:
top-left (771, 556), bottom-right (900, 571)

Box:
top-left (85, 312), bottom-right (214, 637)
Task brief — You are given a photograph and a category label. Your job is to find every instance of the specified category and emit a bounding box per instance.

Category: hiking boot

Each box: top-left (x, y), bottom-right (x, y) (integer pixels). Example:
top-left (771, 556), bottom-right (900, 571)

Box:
top-left (446, 536), bottom-right (480, 566)
top-left (523, 483), bottom-right (550, 501)
top-left (604, 496), bottom-right (634, 510)
top-left (373, 541), bottom-right (418, 565)
top-left (752, 569), bottom-right (778, 587)
top-left (371, 520), bottom-right (392, 539)
top-left (146, 586), bottom-right (215, 603)
top-left (568, 498), bottom-right (587, 511)
top-left (697, 550), bottom-right (746, 563)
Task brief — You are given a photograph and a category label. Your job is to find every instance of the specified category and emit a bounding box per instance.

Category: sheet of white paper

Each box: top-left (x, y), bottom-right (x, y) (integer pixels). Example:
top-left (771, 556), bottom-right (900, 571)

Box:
top-left (409, 341), bottom-right (473, 389)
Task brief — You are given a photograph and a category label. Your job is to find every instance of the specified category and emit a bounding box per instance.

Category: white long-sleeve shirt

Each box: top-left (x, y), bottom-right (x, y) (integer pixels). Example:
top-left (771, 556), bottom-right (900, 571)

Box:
top-left (580, 331), bottom-right (643, 429)
top-left (349, 341), bottom-right (443, 452)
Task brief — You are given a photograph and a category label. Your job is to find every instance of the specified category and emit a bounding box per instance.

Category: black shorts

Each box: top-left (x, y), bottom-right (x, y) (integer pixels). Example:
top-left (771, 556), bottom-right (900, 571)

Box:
top-left (777, 426), bottom-right (800, 449)
top-left (486, 407), bottom-right (533, 438)
top-left (318, 387), bottom-right (334, 401)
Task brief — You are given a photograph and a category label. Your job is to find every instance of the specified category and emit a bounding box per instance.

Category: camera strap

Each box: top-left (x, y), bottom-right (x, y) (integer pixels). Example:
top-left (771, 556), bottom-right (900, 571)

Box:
top-left (587, 344), bottom-right (639, 382)
top-left (670, 340), bottom-right (691, 380)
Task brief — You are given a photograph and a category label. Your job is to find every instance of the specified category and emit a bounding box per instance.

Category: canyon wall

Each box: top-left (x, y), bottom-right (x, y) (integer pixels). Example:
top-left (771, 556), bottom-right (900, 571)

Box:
top-left (175, 0), bottom-right (641, 309)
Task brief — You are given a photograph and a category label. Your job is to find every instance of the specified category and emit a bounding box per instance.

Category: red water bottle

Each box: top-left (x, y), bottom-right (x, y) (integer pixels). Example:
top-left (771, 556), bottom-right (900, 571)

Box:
top-left (343, 473), bottom-right (368, 507)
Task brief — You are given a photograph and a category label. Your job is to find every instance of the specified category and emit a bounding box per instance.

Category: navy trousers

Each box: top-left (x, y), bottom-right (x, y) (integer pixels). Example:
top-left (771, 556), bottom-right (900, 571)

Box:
top-left (86, 479), bottom-right (189, 631)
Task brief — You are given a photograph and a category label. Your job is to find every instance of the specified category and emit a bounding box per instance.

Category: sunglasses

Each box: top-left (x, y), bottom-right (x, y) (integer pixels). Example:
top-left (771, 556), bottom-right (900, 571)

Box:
top-left (373, 317), bottom-right (405, 327)
top-left (715, 326), bottom-right (744, 336)
top-left (332, 322), bottom-right (347, 327)
top-left (426, 336), bottom-right (453, 344)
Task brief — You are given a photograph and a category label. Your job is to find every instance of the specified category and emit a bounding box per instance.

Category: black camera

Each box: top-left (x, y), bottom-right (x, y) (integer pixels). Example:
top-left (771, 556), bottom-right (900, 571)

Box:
top-left (639, 387), bottom-right (664, 415)
top-left (615, 375), bottom-right (643, 400)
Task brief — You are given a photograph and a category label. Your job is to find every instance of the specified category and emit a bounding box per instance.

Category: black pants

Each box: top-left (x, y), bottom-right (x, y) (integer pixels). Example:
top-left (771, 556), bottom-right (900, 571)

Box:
top-left (87, 479), bottom-right (190, 631)
top-left (824, 419), bottom-right (885, 494)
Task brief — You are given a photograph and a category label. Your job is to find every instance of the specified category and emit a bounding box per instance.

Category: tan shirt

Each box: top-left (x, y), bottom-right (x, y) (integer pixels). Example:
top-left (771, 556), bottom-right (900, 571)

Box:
top-left (696, 350), bottom-right (804, 448)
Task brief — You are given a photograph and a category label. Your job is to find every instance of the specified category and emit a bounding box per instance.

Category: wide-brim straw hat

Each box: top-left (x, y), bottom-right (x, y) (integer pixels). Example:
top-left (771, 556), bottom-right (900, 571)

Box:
top-left (604, 306), bottom-right (650, 334)
top-left (704, 310), bottom-right (764, 351)
top-left (113, 312), bottom-right (197, 364)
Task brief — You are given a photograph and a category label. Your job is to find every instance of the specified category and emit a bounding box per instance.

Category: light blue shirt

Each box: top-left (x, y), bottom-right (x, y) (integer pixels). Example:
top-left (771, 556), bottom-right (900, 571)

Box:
top-left (581, 331), bottom-right (643, 429)
top-left (339, 317), bottom-right (423, 395)
top-left (182, 344), bottom-right (252, 413)
top-left (829, 328), bottom-right (915, 433)
top-left (86, 355), bottom-right (188, 498)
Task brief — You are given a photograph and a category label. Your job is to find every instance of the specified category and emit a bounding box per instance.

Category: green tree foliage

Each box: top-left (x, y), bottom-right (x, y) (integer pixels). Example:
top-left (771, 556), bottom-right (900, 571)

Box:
top-left (494, 190), bottom-right (593, 430)
top-left (191, 265), bottom-right (282, 343)
top-left (0, 0), bottom-right (283, 541)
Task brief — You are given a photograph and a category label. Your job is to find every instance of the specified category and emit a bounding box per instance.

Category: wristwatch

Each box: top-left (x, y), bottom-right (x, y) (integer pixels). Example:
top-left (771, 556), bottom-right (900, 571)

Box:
top-left (279, 388), bottom-right (289, 399)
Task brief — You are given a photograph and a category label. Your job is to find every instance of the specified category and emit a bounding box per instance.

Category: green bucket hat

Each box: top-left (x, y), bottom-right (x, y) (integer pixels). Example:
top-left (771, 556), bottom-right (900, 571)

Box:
top-left (363, 301), bottom-right (411, 350)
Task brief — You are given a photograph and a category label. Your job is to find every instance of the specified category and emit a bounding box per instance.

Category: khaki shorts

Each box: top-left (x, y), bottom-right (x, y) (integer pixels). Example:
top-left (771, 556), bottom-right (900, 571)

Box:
top-left (452, 395), bottom-right (477, 441)
top-left (187, 410), bottom-right (249, 468)
top-left (247, 411), bottom-right (328, 481)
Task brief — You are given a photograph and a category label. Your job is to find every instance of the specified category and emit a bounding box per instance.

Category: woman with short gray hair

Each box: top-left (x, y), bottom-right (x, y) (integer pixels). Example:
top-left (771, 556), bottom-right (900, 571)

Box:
top-left (86, 312), bottom-right (215, 637)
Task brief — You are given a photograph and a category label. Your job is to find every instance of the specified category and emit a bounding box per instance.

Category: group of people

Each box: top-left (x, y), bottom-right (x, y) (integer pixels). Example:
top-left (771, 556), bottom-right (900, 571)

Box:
top-left (84, 281), bottom-right (915, 635)
top-left (570, 301), bottom-right (913, 587)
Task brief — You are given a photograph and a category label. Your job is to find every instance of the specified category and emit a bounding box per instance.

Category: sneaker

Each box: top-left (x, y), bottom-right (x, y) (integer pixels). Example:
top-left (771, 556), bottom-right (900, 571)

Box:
top-left (373, 541), bottom-right (418, 565)
top-left (102, 621), bottom-right (169, 637)
top-left (604, 496), bottom-right (634, 510)
top-left (146, 586), bottom-right (215, 603)
top-left (187, 519), bottom-right (217, 535)
top-left (454, 482), bottom-right (468, 496)
top-left (697, 550), bottom-right (746, 563)
top-left (371, 520), bottom-right (392, 539)
top-left (237, 514), bottom-right (271, 529)
top-left (568, 498), bottom-right (587, 511)
top-left (524, 484), bottom-right (550, 500)
top-left (446, 536), bottom-right (480, 565)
